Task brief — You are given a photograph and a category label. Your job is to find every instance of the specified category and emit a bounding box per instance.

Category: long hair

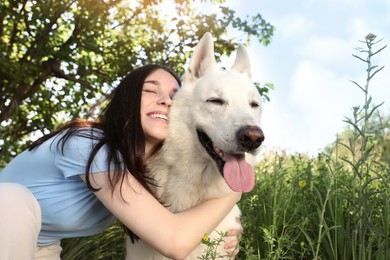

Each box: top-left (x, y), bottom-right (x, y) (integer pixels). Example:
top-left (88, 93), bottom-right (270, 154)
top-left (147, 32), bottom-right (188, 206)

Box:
top-left (29, 64), bottom-right (181, 241)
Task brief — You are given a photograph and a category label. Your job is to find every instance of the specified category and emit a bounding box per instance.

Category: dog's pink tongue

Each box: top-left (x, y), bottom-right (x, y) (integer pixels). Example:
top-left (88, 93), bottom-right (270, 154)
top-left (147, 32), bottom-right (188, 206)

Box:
top-left (223, 153), bottom-right (255, 192)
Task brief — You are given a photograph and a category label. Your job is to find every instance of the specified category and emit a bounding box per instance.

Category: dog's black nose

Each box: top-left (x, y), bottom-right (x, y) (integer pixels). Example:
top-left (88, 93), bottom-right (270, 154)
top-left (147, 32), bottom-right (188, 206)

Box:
top-left (237, 126), bottom-right (265, 151)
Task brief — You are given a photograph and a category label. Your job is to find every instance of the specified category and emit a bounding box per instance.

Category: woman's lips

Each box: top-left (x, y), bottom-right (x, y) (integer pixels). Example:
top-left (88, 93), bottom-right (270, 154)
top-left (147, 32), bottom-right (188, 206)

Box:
top-left (148, 113), bottom-right (168, 121)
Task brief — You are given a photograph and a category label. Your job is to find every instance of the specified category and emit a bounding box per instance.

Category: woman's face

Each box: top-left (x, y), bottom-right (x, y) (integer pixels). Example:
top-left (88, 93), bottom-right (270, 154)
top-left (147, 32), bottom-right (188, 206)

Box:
top-left (141, 69), bottom-right (179, 154)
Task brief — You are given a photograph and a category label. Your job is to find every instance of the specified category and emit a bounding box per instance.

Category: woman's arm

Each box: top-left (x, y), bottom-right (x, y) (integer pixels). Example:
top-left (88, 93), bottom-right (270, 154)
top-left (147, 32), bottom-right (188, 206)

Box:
top-left (85, 172), bottom-right (241, 259)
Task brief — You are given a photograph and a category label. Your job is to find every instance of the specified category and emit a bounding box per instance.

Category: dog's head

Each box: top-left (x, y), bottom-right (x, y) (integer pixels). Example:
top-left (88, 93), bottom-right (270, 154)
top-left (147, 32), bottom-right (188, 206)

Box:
top-left (171, 32), bottom-right (264, 193)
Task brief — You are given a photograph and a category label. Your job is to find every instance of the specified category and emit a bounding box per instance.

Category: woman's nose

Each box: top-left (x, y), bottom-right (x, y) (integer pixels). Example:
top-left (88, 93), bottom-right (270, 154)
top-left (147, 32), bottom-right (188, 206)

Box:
top-left (158, 94), bottom-right (172, 106)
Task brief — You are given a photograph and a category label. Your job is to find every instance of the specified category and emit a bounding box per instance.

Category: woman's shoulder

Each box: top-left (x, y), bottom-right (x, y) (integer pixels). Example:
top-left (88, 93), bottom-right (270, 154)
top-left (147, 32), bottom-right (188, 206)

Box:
top-left (50, 127), bottom-right (104, 153)
top-left (53, 127), bottom-right (112, 176)
top-left (58, 126), bottom-right (104, 141)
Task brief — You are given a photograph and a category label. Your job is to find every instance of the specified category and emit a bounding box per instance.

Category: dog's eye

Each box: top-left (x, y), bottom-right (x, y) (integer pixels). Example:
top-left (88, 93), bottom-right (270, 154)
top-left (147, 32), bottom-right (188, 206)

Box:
top-left (207, 98), bottom-right (225, 106)
top-left (250, 101), bottom-right (260, 108)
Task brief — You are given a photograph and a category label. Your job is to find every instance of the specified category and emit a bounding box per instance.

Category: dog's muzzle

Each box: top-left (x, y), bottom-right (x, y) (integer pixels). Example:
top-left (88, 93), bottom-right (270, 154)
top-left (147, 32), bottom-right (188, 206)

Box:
top-left (196, 127), bottom-right (263, 192)
top-left (196, 126), bottom-right (264, 174)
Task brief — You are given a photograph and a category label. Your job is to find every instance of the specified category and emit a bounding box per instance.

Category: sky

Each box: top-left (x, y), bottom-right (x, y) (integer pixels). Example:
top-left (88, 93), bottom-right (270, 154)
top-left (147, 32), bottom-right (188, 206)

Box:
top-left (218, 0), bottom-right (390, 156)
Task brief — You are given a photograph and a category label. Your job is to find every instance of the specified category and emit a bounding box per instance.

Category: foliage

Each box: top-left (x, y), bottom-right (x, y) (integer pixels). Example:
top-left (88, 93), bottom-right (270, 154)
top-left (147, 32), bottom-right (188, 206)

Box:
top-left (199, 231), bottom-right (236, 260)
top-left (0, 0), bottom-right (274, 166)
top-left (61, 220), bottom-right (126, 260)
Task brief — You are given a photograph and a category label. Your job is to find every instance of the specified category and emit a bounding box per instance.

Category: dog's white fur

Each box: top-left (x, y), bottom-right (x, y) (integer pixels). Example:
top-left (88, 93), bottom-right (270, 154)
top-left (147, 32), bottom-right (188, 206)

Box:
top-left (126, 32), bottom-right (263, 259)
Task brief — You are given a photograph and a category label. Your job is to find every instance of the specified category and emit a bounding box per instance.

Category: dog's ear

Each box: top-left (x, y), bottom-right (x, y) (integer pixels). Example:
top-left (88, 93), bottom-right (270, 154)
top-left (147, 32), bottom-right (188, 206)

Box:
top-left (185, 32), bottom-right (217, 82)
top-left (230, 45), bottom-right (252, 79)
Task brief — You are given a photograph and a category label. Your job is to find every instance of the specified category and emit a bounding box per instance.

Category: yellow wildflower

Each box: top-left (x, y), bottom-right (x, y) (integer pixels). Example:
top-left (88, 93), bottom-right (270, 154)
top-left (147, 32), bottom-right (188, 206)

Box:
top-left (202, 233), bottom-right (209, 243)
top-left (299, 180), bottom-right (307, 188)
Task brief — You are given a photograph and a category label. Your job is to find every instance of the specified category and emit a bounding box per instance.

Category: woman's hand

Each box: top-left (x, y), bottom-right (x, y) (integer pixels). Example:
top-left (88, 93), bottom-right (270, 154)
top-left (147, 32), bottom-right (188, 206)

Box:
top-left (224, 216), bottom-right (243, 258)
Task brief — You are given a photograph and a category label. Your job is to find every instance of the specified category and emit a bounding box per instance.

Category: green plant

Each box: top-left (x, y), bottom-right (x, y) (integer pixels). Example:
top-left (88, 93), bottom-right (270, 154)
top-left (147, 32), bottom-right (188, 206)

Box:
top-left (61, 220), bottom-right (126, 260)
top-left (198, 231), bottom-right (237, 260)
top-left (238, 154), bottom-right (313, 260)
top-left (337, 33), bottom-right (388, 260)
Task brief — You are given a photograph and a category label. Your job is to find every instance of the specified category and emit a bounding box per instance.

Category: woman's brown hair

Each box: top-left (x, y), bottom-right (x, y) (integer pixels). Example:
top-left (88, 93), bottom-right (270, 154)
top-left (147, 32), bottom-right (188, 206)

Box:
top-left (29, 64), bottom-right (181, 241)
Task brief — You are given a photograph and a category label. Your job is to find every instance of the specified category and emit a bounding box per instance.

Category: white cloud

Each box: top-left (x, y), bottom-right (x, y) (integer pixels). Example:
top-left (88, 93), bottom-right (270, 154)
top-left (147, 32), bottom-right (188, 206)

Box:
top-left (301, 36), bottom-right (352, 63)
top-left (290, 60), bottom-right (356, 108)
top-left (276, 14), bottom-right (314, 40)
top-left (347, 18), bottom-right (371, 38)
top-left (284, 60), bottom-right (364, 153)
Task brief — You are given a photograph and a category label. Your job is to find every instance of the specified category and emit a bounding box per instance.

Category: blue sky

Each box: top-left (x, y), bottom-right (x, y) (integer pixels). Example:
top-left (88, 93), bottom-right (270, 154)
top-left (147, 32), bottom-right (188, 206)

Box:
top-left (222, 0), bottom-right (390, 155)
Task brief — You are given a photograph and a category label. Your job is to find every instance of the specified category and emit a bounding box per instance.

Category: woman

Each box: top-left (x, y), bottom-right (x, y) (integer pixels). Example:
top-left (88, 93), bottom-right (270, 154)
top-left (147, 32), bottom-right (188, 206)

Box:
top-left (0, 64), bottom-right (242, 259)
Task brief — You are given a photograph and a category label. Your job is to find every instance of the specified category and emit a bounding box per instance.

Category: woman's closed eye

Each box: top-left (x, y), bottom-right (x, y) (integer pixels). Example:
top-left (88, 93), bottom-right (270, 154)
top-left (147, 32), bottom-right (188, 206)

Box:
top-left (142, 87), bottom-right (158, 94)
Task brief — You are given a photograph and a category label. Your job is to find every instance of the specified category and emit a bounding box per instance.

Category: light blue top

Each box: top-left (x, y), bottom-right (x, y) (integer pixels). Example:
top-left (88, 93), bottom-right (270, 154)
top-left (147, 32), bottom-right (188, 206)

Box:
top-left (0, 129), bottom-right (116, 246)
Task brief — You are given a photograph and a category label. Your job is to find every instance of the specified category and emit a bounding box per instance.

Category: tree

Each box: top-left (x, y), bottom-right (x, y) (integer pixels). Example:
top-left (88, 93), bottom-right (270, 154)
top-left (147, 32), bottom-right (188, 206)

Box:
top-left (0, 0), bottom-right (274, 166)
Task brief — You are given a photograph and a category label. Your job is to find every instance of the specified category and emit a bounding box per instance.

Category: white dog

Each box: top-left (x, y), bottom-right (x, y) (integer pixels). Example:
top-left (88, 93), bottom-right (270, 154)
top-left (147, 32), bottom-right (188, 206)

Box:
top-left (126, 32), bottom-right (264, 259)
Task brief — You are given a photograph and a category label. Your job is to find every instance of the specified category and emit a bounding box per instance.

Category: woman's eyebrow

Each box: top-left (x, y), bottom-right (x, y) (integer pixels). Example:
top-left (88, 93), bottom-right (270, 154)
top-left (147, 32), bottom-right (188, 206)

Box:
top-left (144, 80), bottom-right (160, 86)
